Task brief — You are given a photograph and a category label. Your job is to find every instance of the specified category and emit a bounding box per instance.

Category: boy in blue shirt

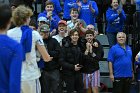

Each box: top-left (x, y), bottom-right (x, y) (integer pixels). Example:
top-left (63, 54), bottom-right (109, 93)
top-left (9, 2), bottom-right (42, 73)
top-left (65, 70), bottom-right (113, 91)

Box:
top-left (41, 0), bottom-right (62, 15)
top-left (38, 1), bottom-right (60, 36)
top-left (108, 32), bottom-right (134, 93)
top-left (0, 4), bottom-right (23, 93)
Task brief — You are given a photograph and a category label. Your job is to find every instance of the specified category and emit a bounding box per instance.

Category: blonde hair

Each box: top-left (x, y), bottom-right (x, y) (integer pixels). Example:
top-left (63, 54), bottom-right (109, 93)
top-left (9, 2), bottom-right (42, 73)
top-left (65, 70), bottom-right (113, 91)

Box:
top-left (12, 5), bottom-right (33, 26)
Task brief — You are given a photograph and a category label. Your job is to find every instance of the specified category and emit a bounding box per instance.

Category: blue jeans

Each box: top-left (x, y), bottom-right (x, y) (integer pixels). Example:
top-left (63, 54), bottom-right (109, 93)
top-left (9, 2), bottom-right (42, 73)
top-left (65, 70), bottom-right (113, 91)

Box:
top-left (106, 32), bottom-right (117, 48)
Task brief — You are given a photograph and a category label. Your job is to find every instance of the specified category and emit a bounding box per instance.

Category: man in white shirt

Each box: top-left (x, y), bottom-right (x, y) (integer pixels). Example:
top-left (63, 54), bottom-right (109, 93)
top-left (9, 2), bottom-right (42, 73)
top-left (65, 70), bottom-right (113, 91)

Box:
top-left (52, 20), bottom-right (67, 46)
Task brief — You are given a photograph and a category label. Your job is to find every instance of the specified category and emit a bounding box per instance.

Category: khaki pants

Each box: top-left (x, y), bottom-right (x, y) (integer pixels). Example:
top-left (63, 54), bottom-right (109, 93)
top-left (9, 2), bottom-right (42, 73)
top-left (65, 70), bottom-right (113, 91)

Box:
top-left (21, 79), bottom-right (41, 93)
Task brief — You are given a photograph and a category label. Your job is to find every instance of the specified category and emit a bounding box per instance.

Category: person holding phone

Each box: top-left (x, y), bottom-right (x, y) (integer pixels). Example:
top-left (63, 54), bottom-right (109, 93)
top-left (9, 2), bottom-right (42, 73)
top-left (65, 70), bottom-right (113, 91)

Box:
top-left (59, 29), bottom-right (89, 93)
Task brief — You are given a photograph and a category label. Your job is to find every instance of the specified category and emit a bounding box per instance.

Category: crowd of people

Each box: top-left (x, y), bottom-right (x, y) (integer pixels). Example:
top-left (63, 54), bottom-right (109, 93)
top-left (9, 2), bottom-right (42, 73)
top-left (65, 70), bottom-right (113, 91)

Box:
top-left (0, 0), bottom-right (140, 93)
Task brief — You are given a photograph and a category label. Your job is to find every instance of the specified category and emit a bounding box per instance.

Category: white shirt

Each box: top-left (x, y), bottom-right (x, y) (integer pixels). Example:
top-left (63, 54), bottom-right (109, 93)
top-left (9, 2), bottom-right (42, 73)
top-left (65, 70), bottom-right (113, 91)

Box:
top-left (52, 34), bottom-right (64, 46)
top-left (7, 27), bottom-right (44, 81)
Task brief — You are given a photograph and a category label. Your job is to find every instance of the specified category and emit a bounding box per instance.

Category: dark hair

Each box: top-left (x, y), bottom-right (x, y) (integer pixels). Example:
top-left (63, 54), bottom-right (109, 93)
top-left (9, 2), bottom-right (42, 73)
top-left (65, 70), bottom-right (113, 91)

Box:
top-left (45, 1), bottom-right (54, 7)
top-left (29, 18), bottom-right (37, 28)
top-left (69, 29), bottom-right (79, 36)
top-left (70, 8), bottom-right (79, 14)
top-left (110, 0), bottom-right (120, 5)
top-left (0, 4), bottom-right (12, 29)
top-left (85, 30), bottom-right (94, 36)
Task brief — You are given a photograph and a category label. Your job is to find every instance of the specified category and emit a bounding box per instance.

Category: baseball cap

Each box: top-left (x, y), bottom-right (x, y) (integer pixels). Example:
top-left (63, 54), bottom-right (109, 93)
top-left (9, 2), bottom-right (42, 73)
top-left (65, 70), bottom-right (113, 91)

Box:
top-left (38, 16), bottom-right (47, 22)
top-left (40, 24), bottom-right (50, 32)
top-left (58, 20), bottom-right (67, 26)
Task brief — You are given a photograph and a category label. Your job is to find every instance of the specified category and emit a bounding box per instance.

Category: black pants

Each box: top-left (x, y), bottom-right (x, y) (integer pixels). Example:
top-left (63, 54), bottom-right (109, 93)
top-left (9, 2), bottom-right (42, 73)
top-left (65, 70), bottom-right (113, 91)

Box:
top-left (62, 73), bottom-right (84, 93)
top-left (40, 70), bottom-right (61, 93)
top-left (113, 78), bottom-right (131, 93)
top-left (96, 4), bottom-right (109, 34)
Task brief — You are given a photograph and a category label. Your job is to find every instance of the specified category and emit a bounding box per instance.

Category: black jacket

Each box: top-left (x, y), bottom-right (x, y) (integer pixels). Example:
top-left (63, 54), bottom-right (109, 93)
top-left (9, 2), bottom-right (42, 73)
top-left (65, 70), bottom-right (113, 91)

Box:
top-left (43, 37), bottom-right (61, 71)
top-left (59, 37), bottom-right (87, 76)
top-left (81, 39), bottom-right (104, 74)
top-left (59, 36), bottom-right (102, 75)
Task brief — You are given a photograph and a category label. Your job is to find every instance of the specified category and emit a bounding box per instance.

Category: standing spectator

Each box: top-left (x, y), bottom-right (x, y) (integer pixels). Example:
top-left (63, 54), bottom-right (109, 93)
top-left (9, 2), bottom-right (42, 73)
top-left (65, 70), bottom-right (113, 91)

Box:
top-left (7, 5), bottom-right (52, 93)
top-left (63, 0), bottom-right (79, 21)
top-left (78, 0), bottom-right (98, 26)
top-left (82, 30), bottom-right (104, 93)
top-left (52, 20), bottom-right (67, 46)
top-left (38, 1), bottom-right (60, 36)
top-left (42, 0), bottom-right (62, 15)
top-left (59, 29), bottom-right (88, 93)
top-left (0, 4), bottom-right (22, 93)
top-left (106, 0), bottom-right (126, 48)
top-left (39, 24), bottom-right (61, 93)
top-left (107, 32), bottom-right (134, 93)
top-left (67, 8), bottom-right (87, 37)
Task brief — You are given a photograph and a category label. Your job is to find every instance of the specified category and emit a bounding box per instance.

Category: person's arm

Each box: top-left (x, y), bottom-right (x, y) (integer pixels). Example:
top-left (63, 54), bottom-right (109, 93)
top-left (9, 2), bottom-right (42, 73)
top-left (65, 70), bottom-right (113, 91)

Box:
top-left (135, 55), bottom-right (139, 62)
top-left (77, 1), bottom-right (82, 12)
top-left (107, 47), bottom-right (115, 82)
top-left (90, 1), bottom-right (98, 16)
top-left (50, 15), bottom-right (60, 30)
top-left (135, 51), bottom-right (140, 62)
top-left (35, 31), bottom-right (53, 62)
top-left (36, 44), bottom-right (53, 62)
top-left (78, 19), bottom-right (87, 33)
top-left (109, 62), bottom-right (114, 82)
top-left (54, 0), bottom-right (62, 14)
top-left (119, 9), bottom-right (126, 21)
top-left (9, 44), bottom-right (22, 93)
top-left (106, 9), bottom-right (119, 23)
